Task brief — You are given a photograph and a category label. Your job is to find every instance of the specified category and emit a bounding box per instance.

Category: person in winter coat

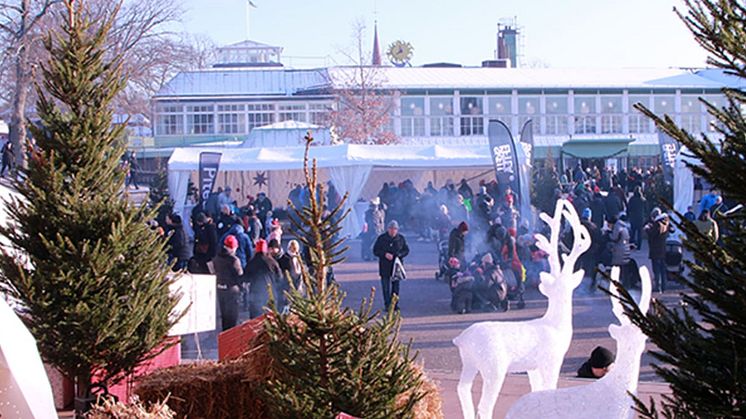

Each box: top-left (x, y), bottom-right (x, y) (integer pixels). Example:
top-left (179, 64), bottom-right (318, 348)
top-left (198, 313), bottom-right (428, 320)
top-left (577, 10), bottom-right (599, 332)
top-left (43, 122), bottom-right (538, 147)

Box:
top-left (255, 193), bottom-right (273, 236)
top-left (246, 239), bottom-right (283, 319)
top-left (286, 240), bottom-right (305, 292)
top-left (645, 208), bottom-right (674, 293)
top-left (373, 220), bottom-right (410, 311)
top-left (627, 187), bottom-right (647, 249)
top-left (245, 208), bottom-right (263, 245)
top-left (604, 190), bottom-right (625, 224)
top-left (590, 192), bottom-right (607, 230)
top-left (0, 141), bottom-right (14, 177)
top-left (447, 257), bottom-right (473, 314)
top-left (695, 209), bottom-right (719, 243)
top-left (609, 214), bottom-right (631, 268)
top-left (577, 346), bottom-right (615, 379)
top-left (362, 199), bottom-right (386, 261)
top-left (213, 235), bottom-right (244, 330)
top-left (220, 223), bottom-right (252, 269)
top-left (269, 239), bottom-right (299, 311)
top-left (471, 253), bottom-right (509, 312)
top-left (191, 212), bottom-right (218, 274)
top-left (580, 208), bottom-right (602, 292)
top-left (448, 221), bottom-right (469, 265)
top-left (166, 213), bottom-right (189, 271)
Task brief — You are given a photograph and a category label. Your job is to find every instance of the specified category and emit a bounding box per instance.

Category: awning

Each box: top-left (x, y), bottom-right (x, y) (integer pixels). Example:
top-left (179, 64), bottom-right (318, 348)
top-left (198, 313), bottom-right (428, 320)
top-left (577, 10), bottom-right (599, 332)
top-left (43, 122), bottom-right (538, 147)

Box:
top-left (561, 138), bottom-right (633, 159)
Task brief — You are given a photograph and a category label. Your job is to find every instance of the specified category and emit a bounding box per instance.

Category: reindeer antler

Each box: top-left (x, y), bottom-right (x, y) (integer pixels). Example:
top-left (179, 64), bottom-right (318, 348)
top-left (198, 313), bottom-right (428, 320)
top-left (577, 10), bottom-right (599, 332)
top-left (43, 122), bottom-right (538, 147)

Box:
top-left (609, 267), bottom-right (629, 325)
top-left (535, 199), bottom-right (566, 279)
top-left (559, 202), bottom-right (591, 277)
top-left (610, 266), bottom-right (653, 325)
top-left (638, 267), bottom-right (652, 315)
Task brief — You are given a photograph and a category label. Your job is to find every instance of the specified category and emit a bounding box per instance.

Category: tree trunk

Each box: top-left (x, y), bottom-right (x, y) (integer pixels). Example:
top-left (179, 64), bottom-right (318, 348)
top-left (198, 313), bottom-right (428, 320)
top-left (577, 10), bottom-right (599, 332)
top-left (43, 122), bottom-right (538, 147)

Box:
top-left (74, 372), bottom-right (93, 418)
top-left (10, 45), bottom-right (30, 172)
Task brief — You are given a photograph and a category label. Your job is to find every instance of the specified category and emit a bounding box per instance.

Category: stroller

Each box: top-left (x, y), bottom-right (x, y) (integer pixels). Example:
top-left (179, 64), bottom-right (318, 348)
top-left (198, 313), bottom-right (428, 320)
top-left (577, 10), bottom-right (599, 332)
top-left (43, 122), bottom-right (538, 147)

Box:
top-left (434, 240), bottom-right (450, 281)
top-left (665, 238), bottom-right (684, 280)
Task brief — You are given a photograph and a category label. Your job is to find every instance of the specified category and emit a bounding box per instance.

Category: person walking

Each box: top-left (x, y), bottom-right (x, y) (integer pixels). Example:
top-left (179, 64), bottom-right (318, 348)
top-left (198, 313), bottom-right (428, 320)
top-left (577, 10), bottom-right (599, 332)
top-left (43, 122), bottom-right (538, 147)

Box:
top-left (627, 187), bottom-right (646, 249)
top-left (362, 198), bottom-right (385, 261)
top-left (246, 239), bottom-right (283, 319)
top-left (448, 221), bottom-right (469, 266)
top-left (694, 209), bottom-right (719, 243)
top-left (580, 208), bottom-right (602, 292)
top-left (609, 214), bottom-right (632, 286)
top-left (373, 220), bottom-right (410, 311)
top-left (165, 213), bottom-right (189, 271)
top-left (0, 141), bottom-right (14, 177)
top-left (645, 208), bottom-right (674, 293)
top-left (126, 150), bottom-right (140, 190)
top-left (213, 235), bottom-right (244, 331)
top-left (191, 212), bottom-right (218, 273)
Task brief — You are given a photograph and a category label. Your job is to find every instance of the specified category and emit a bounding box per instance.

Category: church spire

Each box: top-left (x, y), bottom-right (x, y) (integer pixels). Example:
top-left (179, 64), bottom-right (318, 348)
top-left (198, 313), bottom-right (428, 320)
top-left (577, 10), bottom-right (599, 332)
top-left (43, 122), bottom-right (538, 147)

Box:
top-left (372, 21), bottom-right (382, 66)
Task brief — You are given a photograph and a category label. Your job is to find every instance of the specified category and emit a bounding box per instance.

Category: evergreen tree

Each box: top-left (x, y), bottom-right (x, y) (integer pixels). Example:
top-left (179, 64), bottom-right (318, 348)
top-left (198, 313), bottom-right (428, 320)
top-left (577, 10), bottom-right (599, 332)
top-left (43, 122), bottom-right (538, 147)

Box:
top-left (0, 1), bottom-right (180, 414)
top-left (262, 133), bottom-right (426, 418)
top-left (617, 1), bottom-right (746, 417)
top-left (148, 167), bottom-right (173, 226)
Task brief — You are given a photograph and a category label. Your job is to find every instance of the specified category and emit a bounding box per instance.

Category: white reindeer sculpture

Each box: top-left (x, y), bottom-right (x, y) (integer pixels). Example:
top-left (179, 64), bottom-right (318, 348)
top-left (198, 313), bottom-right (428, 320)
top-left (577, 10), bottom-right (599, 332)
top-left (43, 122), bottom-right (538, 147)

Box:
top-left (453, 199), bottom-right (591, 419)
top-left (505, 266), bottom-right (652, 419)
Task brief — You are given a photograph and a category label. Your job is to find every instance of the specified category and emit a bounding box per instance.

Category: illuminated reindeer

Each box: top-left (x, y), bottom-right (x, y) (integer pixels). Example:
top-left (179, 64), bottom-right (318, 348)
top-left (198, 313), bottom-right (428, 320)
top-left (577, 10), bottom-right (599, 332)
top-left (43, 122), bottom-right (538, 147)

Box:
top-left (453, 200), bottom-right (590, 419)
top-left (505, 266), bottom-right (652, 419)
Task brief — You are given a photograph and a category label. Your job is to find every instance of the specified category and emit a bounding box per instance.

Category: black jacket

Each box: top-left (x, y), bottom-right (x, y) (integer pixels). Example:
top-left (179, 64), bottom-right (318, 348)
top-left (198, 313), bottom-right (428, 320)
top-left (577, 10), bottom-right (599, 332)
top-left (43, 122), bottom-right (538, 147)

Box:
top-left (193, 221), bottom-right (218, 262)
top-left (627, 194), bottom-right (646, 225)
top-left (167, 225), bottom-right (189, 261)
top-left (577, 361), bottom-right (599, 379)
top-left (213, 247), bottom-right (244, 287)
top-left (373, 232), bottom-right (410, 278)
top-left (448, 228), bottom-right (466, 262)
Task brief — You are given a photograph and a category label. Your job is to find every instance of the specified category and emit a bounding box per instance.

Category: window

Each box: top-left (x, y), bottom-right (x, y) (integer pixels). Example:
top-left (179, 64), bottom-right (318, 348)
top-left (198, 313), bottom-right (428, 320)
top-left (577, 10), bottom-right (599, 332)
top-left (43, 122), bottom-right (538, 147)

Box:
top-left (186, 105), bottom-right (214, 134)
top-left (401, 97), bottom-right (425, 137)
top-left (703, 94), bottom-right (727, 132)
top-left (654, 95), bottom-right (675, 115)
top-left (600, 96), bottom-right (623, 133)
top-left (460, 97), bottom-right (484, 136)
top-left (544, 95), bottom-right (568, 135)
top-left (156, 103), bottom-right (183, 135)
top-left (628, 95), bottom-right (651, 134)
top-left (278, 103), bottom-right (307, 123)
top-left (247, 103), bottom-right (275, 131)
top-left (680, 95), bottom-right (702, 134)
top-left (574, 95), bottom-right (597, 134)
top-left (429, 97), bottom-right (454, 136)
top-left (216, 104), bottom-right (245, 134)
top-left (157, 114), bottom-right (183, 135)
top-left (309, 103), bottom-right (330, 125)
top-left (487, 96), bottom-right (512, 125)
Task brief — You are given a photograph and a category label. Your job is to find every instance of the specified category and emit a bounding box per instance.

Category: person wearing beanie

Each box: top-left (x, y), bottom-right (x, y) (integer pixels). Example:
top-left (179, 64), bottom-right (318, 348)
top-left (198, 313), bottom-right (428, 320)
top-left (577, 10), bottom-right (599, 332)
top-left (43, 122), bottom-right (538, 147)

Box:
top-left (577, 346), bottom-right (616, 379)
top-left (192, 212), bottom-right (218, 274)
top-left (448, 221), bottom-right (469, 266)
top-left (213, 234), bottom-right (244, 331)
top-left (165, 213), bottom-right (189, 272)
top-left (645, 207), bottom-right (674, 293)
top-left (246, 238), bottom-right (282, 319)
top-left (373, 219), bottom-right (410, 311)
top-left (580, 207), bottom-right (602, 291)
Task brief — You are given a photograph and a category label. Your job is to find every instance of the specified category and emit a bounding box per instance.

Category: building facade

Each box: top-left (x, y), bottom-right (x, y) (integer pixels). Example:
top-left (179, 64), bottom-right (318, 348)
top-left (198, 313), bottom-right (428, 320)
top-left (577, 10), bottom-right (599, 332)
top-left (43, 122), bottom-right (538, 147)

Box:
top-left (151, 66), bottom-right (734, 164)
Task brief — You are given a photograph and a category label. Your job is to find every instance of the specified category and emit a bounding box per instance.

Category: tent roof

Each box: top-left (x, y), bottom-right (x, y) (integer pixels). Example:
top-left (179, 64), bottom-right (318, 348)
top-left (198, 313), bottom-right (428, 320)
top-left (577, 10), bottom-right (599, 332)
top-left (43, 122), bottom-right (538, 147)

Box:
top-left (254, 120), bottom-right (322, 130)
top-left (561, 138), bottom-right (634, 159)
top-left (168, 144), bottom-right (495, 172)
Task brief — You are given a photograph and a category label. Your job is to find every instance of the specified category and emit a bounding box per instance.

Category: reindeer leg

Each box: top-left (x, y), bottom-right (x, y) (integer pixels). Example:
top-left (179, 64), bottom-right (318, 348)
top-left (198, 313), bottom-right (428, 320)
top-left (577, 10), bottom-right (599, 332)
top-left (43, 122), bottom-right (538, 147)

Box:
top-left (477, 366), bottom-right (506, 419)
top-left (540, 360), bottom-right (563, 390)
top-left (457, 363), bottom-right (478, 419)
top-left (527, 369), bottom-right (545, 391)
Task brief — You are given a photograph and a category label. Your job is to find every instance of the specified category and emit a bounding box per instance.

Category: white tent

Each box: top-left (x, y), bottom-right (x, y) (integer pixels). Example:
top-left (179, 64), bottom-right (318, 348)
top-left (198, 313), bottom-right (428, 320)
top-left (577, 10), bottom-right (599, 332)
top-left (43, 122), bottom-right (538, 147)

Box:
top-left (673, 147), bottom-right (699, 216)
top-left (241, 121), bottom-right (332, 148)
top-left (168, 144), bottom-right (498, 238)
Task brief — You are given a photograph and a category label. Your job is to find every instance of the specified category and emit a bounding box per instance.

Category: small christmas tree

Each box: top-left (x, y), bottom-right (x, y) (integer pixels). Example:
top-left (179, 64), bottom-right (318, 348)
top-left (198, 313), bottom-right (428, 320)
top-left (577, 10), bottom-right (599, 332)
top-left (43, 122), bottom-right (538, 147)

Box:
top-left (0, 1), bottom-right (180, 415)
top-left (262, 133), bottom-right (426, 418)
top-left (618, 0), bottom-right (746, 417)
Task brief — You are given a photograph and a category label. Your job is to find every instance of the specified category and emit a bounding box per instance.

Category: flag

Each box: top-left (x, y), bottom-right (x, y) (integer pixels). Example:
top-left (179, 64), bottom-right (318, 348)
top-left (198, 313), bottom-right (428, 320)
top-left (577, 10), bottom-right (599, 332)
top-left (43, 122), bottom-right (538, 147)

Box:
top-left (657, 130), bottom-right (678, 184)
top-left (488, 119), bottom-right (521, 197)
top-left (199, 152), bottom-right (222, 204)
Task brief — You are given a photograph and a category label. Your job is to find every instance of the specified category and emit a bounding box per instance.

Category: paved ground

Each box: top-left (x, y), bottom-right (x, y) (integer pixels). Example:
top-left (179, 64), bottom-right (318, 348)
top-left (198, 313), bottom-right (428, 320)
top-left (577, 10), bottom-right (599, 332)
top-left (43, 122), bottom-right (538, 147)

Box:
top-left (182, 234), bottom-right (682, 418)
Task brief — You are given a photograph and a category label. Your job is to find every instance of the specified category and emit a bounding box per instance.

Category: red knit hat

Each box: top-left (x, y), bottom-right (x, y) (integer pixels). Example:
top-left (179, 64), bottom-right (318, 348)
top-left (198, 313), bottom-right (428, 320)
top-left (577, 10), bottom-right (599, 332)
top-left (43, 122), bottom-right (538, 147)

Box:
top-left (255, 239), bottom-right (268, 254)
top-left (223, 235), bottom-right (239, 250)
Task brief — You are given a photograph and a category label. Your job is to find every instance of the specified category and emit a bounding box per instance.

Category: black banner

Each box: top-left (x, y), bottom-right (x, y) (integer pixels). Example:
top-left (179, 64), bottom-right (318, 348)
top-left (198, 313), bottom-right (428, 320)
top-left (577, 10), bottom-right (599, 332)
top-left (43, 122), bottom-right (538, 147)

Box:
top-left (488, 120), bottom-right (520, 196)
top-left (199, 152), bottom-right (222, 203)
top-left (519, 119), bottom-right (534, 163)
top-left (658, 130), bottom-right (678, 184)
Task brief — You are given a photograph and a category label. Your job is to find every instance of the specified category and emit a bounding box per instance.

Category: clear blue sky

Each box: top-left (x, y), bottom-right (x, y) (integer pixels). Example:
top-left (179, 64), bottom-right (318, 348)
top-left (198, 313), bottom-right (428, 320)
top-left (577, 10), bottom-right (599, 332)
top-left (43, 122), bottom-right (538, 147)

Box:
top-left (177, 0), bottom-right (708, 69)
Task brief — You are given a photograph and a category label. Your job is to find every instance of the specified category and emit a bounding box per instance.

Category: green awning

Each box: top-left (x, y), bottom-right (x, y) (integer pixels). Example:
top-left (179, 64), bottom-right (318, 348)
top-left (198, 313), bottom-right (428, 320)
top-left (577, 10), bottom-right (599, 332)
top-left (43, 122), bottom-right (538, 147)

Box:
top-left (561, 138), bottom-right (633, 159)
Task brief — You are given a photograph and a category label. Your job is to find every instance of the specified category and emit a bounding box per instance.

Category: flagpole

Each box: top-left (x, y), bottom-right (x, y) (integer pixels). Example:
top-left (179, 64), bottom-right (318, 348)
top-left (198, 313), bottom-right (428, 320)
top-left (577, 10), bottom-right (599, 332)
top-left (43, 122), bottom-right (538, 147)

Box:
top-left (245, 0), bottom-right (250, 40)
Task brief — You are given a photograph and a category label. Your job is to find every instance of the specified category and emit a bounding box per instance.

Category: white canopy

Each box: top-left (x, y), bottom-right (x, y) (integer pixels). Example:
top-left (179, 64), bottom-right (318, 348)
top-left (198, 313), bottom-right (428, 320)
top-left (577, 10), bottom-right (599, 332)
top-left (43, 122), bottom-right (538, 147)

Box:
top-left (168, 144), bottom-right (495, 238)
top-left (673, 147), bottom-right (700, 216)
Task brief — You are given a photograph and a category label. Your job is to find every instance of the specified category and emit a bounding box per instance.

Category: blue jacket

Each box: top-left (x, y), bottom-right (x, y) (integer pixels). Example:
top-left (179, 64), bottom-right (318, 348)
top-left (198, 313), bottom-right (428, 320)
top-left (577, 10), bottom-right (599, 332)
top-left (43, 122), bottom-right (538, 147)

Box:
top-left (221, 224), bottom-right (253, 268)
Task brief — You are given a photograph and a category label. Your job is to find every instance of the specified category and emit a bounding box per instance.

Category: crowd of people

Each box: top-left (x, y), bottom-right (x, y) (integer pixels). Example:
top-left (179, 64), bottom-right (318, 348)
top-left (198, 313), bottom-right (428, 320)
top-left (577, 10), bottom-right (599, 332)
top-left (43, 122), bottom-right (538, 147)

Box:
top-left (155, 186), bottom-right (309, 331)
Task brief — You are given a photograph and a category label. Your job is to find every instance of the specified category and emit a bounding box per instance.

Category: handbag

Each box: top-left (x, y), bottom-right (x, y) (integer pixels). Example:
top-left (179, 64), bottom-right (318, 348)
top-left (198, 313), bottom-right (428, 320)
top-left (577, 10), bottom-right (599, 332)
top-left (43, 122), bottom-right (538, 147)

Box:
top-left (391, 257), bottom-right (407, 282)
